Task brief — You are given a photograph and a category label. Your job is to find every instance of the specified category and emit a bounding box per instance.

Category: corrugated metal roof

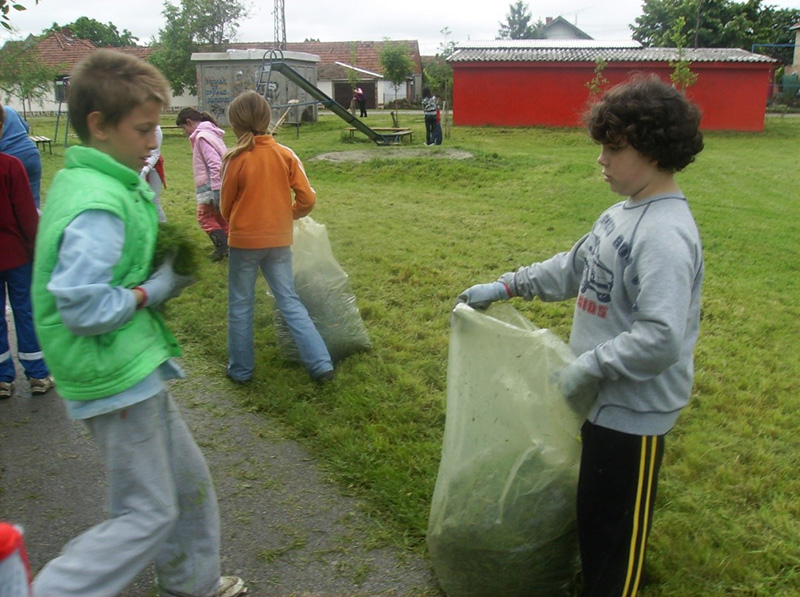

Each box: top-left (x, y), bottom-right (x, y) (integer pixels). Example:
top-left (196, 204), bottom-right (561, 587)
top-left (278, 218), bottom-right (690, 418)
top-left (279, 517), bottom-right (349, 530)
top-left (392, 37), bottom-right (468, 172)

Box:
top-left (448, 46), bottom-right (777, 64)
top-left (455, 39), bottom-right (641, 49)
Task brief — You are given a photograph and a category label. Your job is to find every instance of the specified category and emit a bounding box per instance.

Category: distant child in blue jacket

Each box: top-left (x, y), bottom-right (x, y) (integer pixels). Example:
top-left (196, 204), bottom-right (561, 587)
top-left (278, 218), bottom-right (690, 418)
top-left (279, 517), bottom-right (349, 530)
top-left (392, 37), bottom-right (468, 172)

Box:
top-left (0, 105), bottom-right (53, 399)
top-left (0, 105), bottom-right (42, 209)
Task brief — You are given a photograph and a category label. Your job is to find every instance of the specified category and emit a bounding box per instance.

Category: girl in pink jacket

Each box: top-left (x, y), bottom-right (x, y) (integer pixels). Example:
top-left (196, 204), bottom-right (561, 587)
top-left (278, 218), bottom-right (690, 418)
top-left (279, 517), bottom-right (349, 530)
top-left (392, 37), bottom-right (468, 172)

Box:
top-left (176, 108), bottom-right (229, 261)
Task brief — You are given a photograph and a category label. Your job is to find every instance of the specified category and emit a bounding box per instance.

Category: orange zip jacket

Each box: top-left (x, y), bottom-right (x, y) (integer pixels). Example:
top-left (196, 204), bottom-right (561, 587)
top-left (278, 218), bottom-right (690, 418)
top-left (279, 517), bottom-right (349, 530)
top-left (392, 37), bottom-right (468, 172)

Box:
top-left (220, 135), bottom-right (316, 249)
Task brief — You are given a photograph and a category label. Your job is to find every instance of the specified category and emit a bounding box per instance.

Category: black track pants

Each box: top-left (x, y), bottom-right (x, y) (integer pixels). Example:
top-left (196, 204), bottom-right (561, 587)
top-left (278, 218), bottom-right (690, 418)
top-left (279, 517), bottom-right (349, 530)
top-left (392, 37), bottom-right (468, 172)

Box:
top-left (577, 420), bottom-right (665, 597)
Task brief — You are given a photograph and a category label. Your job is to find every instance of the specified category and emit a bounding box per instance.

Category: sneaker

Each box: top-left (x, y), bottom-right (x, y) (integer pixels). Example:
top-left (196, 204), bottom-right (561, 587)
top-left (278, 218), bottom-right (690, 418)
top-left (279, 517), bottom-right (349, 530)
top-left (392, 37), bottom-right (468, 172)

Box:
top-left (0, 381), bottom-right (14, 399)
top-left (215, 576), bottom-right (247, 597)
top-left (226, 371), bottom-right (251, 385)
top-left (29, 375), bottom-right (54, 395)
top-left (312, 369), bottom-right (335, 383)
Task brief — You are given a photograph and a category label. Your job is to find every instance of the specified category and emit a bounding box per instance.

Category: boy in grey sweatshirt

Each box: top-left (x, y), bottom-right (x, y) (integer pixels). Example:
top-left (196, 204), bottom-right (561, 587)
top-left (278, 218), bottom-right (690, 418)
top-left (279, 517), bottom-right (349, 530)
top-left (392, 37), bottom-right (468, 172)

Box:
top-left (457, 75), bottom-right (704, 596)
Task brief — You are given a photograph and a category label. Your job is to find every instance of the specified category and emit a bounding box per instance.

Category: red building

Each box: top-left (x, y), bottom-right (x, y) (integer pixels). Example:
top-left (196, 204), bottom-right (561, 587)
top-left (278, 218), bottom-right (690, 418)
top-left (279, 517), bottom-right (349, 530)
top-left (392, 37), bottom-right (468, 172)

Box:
top-left (448, 41), bottom-right (777, 132)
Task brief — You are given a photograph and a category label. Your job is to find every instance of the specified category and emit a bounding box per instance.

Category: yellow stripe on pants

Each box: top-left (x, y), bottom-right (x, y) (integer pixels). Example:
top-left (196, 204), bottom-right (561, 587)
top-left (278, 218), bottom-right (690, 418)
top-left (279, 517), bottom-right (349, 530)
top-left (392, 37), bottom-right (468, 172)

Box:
top-left (622, 436), bottom-right (658, 597)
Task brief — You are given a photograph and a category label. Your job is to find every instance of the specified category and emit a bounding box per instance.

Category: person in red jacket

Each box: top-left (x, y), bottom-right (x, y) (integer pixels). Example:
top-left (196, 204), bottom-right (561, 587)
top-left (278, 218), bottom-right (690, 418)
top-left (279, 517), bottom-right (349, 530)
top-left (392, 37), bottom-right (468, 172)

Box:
top-left (0, 105), bottom-right (53, 398)
top-left (220, 91), bottom-right (334, 383)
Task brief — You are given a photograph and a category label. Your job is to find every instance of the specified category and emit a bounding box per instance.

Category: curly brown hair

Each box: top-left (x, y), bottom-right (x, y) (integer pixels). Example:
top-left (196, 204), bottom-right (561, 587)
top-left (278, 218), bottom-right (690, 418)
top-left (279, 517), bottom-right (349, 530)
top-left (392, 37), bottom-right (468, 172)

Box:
top-left (585, 74), bottom-right (704, 172)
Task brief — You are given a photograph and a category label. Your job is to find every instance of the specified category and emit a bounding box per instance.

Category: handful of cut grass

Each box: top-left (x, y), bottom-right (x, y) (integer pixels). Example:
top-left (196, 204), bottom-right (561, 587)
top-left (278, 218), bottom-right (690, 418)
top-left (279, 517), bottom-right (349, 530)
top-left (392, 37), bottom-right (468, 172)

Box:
top-left (152, 222), bottom-right (200, 277)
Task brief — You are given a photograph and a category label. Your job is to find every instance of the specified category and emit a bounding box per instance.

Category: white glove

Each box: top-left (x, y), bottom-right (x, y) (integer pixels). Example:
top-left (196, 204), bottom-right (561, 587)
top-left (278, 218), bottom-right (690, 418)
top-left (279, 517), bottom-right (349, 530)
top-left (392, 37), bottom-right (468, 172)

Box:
top-left (138, 254), bottom-right (195, 308)
top-left (456, 281), bottom-right (511, 310)
top-left (551, 360), bottom-right (598, 400)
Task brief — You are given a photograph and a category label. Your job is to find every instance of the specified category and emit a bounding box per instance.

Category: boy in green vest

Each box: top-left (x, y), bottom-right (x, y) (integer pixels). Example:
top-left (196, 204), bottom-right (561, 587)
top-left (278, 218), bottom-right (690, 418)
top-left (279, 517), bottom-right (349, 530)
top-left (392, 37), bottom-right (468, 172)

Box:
top-left (31, 50), bottom-right (246, 597)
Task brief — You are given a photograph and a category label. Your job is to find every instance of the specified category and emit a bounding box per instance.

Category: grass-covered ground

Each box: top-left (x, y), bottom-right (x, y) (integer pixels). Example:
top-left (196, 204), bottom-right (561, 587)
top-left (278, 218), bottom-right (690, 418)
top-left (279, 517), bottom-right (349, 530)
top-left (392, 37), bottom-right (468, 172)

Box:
top-left (33, 111), bottom-right (800, 595)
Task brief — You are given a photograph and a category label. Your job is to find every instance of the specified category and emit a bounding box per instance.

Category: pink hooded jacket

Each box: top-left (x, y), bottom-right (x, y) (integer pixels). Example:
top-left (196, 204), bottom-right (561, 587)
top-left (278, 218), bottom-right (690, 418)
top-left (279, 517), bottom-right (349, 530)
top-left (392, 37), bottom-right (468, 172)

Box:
top-left (189, 121), bottom-right (227, 205)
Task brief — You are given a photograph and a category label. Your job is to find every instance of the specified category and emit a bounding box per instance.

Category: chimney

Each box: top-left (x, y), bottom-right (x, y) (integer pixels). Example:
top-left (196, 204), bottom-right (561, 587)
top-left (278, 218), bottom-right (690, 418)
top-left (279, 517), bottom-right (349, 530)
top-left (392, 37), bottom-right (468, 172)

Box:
top-left (546, 17), bottom-right (553, 25)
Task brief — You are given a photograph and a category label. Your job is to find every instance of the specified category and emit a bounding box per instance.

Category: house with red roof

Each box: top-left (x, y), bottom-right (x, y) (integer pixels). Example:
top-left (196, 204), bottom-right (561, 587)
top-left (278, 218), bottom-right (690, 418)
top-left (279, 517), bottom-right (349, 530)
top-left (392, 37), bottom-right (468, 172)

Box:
top-left (0, 30), bottom-right (161, 113)
top-left (2, 33), bottom-right (424, 114)
top-left (225, 40), bottom-right (424, 108)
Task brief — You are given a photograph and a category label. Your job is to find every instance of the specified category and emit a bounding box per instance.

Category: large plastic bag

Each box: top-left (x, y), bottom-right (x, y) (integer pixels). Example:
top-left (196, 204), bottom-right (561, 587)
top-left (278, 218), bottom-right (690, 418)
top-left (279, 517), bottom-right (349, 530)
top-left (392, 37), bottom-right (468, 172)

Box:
top-left (275, 217), bottom-right (371, 363)
top-left (427, 303), bottom-right (594, 597)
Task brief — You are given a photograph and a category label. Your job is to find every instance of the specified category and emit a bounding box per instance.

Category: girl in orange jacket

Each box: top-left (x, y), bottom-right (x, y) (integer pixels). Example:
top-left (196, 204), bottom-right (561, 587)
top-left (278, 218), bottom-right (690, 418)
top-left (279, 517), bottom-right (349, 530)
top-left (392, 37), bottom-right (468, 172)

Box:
top-left (220, 91), bottom-right (333, 383)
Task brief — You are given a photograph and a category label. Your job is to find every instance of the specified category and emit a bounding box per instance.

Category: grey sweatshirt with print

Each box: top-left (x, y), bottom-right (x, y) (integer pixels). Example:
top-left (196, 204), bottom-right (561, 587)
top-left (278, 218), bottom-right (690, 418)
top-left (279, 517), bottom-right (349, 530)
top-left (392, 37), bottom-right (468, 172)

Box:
top-left (500, 194), bottom-right (703, 435)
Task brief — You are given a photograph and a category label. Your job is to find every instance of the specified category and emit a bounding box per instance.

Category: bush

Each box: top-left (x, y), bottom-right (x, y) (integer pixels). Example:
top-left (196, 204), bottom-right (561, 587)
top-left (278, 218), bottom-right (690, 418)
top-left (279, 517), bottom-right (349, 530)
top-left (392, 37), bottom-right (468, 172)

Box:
top-left (384, 98), bottom-right (418, 110)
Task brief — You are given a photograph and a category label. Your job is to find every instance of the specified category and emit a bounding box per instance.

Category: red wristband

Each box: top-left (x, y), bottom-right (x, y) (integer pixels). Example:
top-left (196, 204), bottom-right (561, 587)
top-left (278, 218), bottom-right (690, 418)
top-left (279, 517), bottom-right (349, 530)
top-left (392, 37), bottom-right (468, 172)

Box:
top-left (134, 286), bottom-right (148, 309)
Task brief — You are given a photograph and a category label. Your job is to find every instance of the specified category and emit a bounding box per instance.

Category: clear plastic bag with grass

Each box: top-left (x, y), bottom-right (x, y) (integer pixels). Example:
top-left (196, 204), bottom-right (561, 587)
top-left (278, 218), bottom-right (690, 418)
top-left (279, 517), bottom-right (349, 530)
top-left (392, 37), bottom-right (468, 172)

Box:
top-left (275, 216), bottom-right (371, 363)
top-left (428, 303), bottom-right (594, 597)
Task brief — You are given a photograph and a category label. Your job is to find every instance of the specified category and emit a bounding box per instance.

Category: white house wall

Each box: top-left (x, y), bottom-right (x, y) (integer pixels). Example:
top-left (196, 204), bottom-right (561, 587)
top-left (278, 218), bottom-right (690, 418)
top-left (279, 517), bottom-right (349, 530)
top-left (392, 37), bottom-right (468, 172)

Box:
top-left (4, 86), bottom-right (199, 116)
top-left (316, 80), bottom-right (333, 98)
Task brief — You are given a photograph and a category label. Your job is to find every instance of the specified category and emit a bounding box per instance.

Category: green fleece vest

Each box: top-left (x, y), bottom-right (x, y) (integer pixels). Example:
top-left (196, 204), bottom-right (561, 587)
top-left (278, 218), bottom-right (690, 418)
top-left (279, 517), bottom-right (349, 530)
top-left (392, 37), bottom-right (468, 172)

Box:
top-left (32, 146), bottom-right (181, 400)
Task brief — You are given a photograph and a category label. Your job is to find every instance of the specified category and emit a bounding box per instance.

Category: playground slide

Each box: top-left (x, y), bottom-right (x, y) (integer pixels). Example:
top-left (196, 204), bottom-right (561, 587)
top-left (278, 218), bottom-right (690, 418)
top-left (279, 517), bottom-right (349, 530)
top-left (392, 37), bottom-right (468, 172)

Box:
top-left (266, 60), bottom-right (400, 146)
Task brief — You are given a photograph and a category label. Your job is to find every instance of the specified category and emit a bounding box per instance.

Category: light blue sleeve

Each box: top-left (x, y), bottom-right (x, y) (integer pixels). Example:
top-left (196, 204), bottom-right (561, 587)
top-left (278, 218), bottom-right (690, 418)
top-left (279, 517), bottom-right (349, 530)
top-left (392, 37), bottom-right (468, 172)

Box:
top-left (46, 210), bottom-right (139, 336)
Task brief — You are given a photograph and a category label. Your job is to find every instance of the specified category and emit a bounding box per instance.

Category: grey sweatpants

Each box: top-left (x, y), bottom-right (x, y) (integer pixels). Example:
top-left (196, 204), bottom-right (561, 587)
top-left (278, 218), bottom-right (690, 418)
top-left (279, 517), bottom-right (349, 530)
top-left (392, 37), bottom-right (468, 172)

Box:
top-left (33, 390), bottom-right (221, 597)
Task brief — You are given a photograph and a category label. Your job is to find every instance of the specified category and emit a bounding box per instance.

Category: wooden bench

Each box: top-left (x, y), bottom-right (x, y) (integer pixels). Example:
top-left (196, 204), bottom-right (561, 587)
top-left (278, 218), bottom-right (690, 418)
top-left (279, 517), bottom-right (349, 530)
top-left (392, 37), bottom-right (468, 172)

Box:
top-left (30, 135), bottom-right (52, 154)
top-left (345, 127), bottom-right (413, 144)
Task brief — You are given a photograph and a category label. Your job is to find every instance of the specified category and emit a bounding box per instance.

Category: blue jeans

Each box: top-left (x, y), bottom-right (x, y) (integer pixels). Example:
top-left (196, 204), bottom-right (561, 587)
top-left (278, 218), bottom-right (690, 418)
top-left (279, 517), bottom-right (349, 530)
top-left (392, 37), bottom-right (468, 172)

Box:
top-left (425, 115), bottom-right (438, 145)
top-left (1, 261), bottom-right (49, 382)
top-left (227, 246), bottom-right (332, 380)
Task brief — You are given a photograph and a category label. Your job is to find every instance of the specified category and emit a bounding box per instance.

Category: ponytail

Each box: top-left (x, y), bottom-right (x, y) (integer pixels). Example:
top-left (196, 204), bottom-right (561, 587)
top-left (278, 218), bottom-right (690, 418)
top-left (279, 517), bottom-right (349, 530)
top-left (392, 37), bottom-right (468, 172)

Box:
top-left (222, 90), bottom-right (272, 173)
top-left (222, 132), bottom-right (256, 172)
top-left (176, 107), bottom-right (218, 126)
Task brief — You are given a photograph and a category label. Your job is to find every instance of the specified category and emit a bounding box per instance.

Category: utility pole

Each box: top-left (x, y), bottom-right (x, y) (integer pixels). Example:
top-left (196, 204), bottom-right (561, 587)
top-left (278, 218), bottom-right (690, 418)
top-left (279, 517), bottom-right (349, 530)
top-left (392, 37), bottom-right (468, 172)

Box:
top-left (694, 0), bottom-right (702, 48)
top-left (274, 0), bottom-right (287, 50)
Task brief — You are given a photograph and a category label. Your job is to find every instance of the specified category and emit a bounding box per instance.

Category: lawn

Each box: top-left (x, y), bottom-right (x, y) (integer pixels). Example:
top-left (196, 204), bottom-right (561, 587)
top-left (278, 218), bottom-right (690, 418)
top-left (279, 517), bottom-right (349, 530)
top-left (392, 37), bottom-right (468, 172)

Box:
top-left (33, 111), bottom-right (800, 595)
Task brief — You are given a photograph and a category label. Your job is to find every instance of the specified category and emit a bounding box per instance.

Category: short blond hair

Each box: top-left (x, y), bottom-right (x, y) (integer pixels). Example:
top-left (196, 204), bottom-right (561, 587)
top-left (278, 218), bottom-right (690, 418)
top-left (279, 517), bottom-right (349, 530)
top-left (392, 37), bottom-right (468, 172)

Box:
top-left (68, 50), bottom-right (171, 143)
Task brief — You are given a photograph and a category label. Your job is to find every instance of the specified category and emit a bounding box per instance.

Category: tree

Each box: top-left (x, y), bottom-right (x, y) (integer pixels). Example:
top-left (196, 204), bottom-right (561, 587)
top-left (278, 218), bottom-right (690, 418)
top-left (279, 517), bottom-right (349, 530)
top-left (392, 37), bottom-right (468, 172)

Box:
top-left (585, 58), bottom-right (611, 96)
top-left (149, 0), bottom-right (247, 96)
top-left (632, 0), bottom-right (800, 53)
top-left (1, 0), bottom-right (37, 31)
top-left (185, 0), bottom-right (246, 47)
top-left (347, 42), bottom-right (360, 91)
top-left (379, 40), bottom-right (413, 104)
top-left (347, 42), bottom-right (360, 114)
top-left (668, 16), bottom-right (699, 90)
top-left (149, 3), bottom-right (196, 95)
top-left (424, 27), bottom-right (455, 102)
top-left (497, 1), bottom-right (546, 40)
top-left (44, 17), bottom-right (138, 46)
top-left (0, 38), bottom-right (60, 115)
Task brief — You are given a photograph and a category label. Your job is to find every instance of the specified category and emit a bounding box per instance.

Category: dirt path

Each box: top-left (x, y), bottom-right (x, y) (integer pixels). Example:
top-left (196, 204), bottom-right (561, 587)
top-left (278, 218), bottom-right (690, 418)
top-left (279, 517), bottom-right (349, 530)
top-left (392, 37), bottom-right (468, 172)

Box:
top-left (312, 148), bottom-right (473, 164)
top-left (0, 311), bottom-right (441, 596)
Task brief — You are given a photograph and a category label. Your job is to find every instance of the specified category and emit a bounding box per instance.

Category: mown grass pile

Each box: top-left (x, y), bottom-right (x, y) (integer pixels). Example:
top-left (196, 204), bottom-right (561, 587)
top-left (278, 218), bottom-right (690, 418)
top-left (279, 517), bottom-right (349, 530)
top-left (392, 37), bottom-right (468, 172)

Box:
top-left (153, 221), bottom-right (201, 276)
top-left (34, 111), bottom-right (800, 595)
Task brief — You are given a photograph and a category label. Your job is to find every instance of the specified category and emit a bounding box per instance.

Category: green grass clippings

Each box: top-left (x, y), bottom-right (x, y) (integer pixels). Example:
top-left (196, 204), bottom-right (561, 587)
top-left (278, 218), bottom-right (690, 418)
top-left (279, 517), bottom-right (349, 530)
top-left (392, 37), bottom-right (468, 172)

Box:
top-left (153, 221), bottom-right (201, 277)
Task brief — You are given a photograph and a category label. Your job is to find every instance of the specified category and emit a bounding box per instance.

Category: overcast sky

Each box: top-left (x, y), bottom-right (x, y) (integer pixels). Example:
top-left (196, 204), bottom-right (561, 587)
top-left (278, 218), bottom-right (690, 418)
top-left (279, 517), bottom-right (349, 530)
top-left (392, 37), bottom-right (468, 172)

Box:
top-left (2, 0), bottom-right (799, 54)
